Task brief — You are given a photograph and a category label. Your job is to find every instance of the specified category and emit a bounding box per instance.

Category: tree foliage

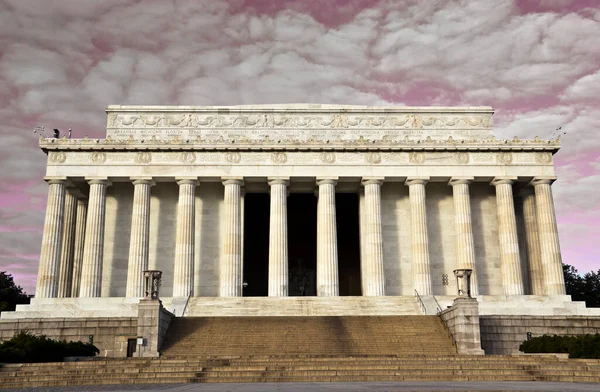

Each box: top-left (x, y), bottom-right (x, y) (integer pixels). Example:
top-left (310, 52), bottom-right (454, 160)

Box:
top-left (0, 330), bottom-right (99, 363)
top-left (0, 271), bottom-right (30, 312)
top-left (563, 264), bottom-right (600, 308)
top-left (520, 334), bottom-right (600, 358)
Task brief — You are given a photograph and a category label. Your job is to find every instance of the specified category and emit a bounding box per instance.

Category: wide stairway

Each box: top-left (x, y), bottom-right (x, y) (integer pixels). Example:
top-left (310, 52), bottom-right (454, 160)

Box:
top-left (161, 316), bottom-right (456, 357)
top-left (1, 316), bottom-right (600, 387)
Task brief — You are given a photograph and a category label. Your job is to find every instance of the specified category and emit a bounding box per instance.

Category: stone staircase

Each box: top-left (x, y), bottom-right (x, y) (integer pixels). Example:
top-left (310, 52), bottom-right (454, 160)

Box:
top-left (161, 316), bottom-right (456, 356)
top-left (1, 316), bottom-right (600, 388)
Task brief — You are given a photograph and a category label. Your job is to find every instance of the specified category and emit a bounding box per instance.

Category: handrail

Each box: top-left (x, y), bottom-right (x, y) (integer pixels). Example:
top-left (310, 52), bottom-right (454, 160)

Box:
top-left (414, 289), bottom-right (427, 314)
top-left (433, 295), bottom-right (443, 314)
top-left (181, 290), bottom-right (192, 317)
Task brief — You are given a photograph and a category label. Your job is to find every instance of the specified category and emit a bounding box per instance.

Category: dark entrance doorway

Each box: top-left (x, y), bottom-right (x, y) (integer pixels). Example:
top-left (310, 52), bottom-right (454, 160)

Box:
top-left (243, 193), bottom-right (269, 296)
top-left (288, 194), bottom-right (317, 296)
top-left (336, 193), bottom-right (361, 296)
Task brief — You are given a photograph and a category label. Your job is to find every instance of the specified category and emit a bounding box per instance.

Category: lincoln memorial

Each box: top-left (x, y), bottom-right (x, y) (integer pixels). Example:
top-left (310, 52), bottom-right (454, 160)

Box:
top-left (4, 104), bottom-right (595, 320)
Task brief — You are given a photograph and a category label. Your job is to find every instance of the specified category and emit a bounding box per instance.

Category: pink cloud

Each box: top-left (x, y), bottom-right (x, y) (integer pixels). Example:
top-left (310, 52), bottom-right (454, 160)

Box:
top-left (0, 0), bottom-right (599, 293)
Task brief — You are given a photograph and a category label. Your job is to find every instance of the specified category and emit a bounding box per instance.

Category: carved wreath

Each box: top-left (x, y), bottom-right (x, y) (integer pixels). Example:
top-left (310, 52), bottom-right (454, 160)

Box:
top-left (135, 152), bottom-right (152, 164)
top-left (91, 152), bottom-right (106, 163)
top-left (408, 152), bottom-right (426, 164)
top-left (270, 152), bottom-right (287, 164)
top-left (455, 152), bottom-right (469, 164)
top-left (49, 151), bottom-right (66, 163)
top-left (535, 152), bottom-right (552, 164)
top-left (320, 152), bottom-right (336, 164)
top-left (226, 152), bottom-right (241, 164)
top-left (497, 152), bottom-right (513, 165)
top-left (179, 152), bottom-right (196, 164)
top-left (365, 152), bottom-right (381, 164)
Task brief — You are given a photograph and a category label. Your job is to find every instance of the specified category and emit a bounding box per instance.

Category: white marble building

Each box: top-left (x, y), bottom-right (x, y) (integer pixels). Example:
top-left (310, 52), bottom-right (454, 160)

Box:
top-left (7, 104), bottom-right (593, 319)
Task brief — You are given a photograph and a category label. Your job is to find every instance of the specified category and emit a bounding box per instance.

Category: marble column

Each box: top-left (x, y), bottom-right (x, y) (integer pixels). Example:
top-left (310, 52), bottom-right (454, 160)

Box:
top-left (173, 178), bottom-right (198, 297)
top-left (71, 198), bottom-right (87, 297)
top-left (268, 178), bottom-right (289, 297)
top-left (491, 177), bottom-right (524, 296)
top-left (57, 189), bottom-right (78, 298)
top-left (126, 178), bottom-right (155, 297)
top-left (531, 177), bottom-right (566, 295)
top-left (361, 178), bottom-right (386, 296)
top-left (79, 178), bottom-right (111, 298)
top-left (520, 187), bottom-right (545, 295)
top-left (220, 178), bottom-right (243, 297)
top-left (449, 177), bottom-right (478, 297)
top-left (36, 178), bottom-right (68, 298)
top-left (316, 178), bottom-right (339, 296)
top-left (358, 188), bottom-right (367, 294)
top-left (406, 177), bottom-right (432, 295)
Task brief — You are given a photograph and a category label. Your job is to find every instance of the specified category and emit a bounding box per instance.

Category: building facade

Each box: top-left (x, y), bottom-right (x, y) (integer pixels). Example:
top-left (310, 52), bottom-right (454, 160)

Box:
top-left (6, 104), bottom-right (587, 319)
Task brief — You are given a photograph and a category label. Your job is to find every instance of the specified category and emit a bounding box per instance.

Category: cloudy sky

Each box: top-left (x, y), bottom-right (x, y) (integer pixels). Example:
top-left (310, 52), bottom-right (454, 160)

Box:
top-left (1, 0), bottom-right (599, 293)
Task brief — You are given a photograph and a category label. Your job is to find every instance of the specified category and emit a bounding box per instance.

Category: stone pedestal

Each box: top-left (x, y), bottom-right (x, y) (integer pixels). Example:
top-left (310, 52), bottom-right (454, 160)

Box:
top-left (136, 299), bottom-right (173, 357)
top-left (491, 177), bottom-right (524, 296)
top-left (449, 177), bottom-right (478, 296)
top-left (532, 177), bottom-right (566, 296)
top-left (439, 297), bottom-right (485, 355)
top-left (220, 178), bottom-right (244, 297)
top-left (268, 178), bottom-right (289, 297)
top-left (361, 178), bottom-right (385, 296)
top-left (37, 178), bottom-right (68, 298)
top-left (406, 177), bottom-right (432, 295)
top-left (173, 178), bottom-right (198, 297)
top-left (79, 179), bottom-right (111, 298)
top-left (126, 178), bottom-right (155, 297)
top-left (316, 179), bottom-right (339, 297)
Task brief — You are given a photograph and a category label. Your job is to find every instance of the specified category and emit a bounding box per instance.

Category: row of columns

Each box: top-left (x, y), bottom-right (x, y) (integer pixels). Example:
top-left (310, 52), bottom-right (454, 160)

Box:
top-left (36, 176), bottom-right (565, 298)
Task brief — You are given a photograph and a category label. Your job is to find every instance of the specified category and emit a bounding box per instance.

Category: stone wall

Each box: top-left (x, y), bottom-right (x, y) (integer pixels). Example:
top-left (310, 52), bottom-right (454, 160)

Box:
top-left (480, 315), bottom-right (600, 355)
top-left (0, 318), bottom-right (137, 357)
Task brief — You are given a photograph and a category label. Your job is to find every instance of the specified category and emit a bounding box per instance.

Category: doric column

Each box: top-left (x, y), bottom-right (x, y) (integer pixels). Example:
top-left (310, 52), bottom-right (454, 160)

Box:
top-left (449, 177), bottom-right (478, 296)
top-left (220, 178), bottom-right (243, 297)
top-left (268, 178), bottom-right (289, 297)
top-left (79, 178), bottom-right (111, 298)
top-left (358, 187), bottom-right (366, 294)
top-left (316, 178), bottom-right (339, 296)
top-left (71, 198), bottom-right (87, 297)
top-left (173, 178), bottom-right (198, 297)
top-left (126, 178), bottom-right (155, 297)
top-left (57, 189), bottom-right (78, 298)
top-left (531, 177), bottom-right (566, 295)
top-left (520, 187), bottom-right (544, 295)
top-left (491, 177), bottom-right (524, 295)
top-left (36, 178), bottom-right (68, 298)
top-left (406, 177), bottom-right (432, 295)
top-left (361, 178), bottom-right (386, 296)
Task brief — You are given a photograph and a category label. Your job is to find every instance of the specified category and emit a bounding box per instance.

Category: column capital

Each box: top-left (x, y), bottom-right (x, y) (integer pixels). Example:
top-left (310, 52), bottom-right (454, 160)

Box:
top-left (491, 177), bottom-right (517, 186)
top-left (222, 177), bottom-right (244, 186)
top-left (361, 177), bottom-right (384, 186)
top-left (405, 177), bottom-right (430, 186)
top-left (85, 177), bottom-right (112, 186)
top-left (316, 178), bottom-right (338, 186)
top-left (176, 177), bottom-right (199, 186)
top-left (44, 176), bottom-right (70, 186)
top-left (268, 177), bottom-right (290, 186)
top-left (448, 177), bottom-right (474, 186)
top-left (529, 176), bottom-right (557, 187)
top-left (131, 177), bottom-right (156, 186)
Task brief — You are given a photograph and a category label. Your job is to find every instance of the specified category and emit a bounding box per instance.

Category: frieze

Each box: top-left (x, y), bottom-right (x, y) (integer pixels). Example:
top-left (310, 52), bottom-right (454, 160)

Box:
top-left (179, 152), bottom-right (196, 164)
top-left (365, 152), bottom-right (382, 164)
top-left (320, 152), bottom-right (336, 164)
top-left (135, 152), bottom-right (152, 164)
top-left (270, 152), bottom-right (287, 164)
top-left (535, 152), bottom-right (553, 164)
top-left (409, 152), bottom-right (426, 164)
top-left (48, 151), bottom-right (66, 163)
top-left (497, 152), bottom-right (513, 165)
top-left (91, 152), bottom-right (106, 164)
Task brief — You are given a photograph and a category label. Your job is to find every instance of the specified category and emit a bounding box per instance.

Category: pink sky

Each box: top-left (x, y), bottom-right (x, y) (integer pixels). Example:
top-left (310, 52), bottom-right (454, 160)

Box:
top-left (0, 0), bottom-right (599, 294)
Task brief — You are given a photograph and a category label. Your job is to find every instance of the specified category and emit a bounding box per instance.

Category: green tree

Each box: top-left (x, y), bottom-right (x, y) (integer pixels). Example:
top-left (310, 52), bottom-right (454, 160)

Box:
top-left (0, 272), bottom-right (30, 312)
top-left (563, 264), bottom-right (600, 308)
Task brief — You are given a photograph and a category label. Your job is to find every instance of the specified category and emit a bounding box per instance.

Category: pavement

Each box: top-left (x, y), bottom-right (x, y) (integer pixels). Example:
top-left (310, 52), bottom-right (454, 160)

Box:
top-left (3, 382), bottom-right (600, 392)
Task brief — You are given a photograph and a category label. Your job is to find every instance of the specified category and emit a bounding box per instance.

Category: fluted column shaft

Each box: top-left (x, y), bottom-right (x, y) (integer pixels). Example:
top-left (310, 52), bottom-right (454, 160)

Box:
top-left (449, 178), bottom-right (478, 296)
top-left (361, 179), bottom-right (385, 296)
top-left (126, 178), bottom-right (155, 297)
top-left (521, 188), bottom-right (544, 295)
top-left (173, 179), bottom-right (198, 297)
top-left (406, 178), bottom-right (432, 295)
top-left (532, 178), bottom-right (566, 295)
top-left (220, 179), bottom-right (243, 297)
top-left (71, 199), bottom-right (87, 297)
top-left (36, 179), bottom-right (68, 298)
top-left (268, 178), bottom-right (289, 297)
top-left (492, 178), bottom-right (524, 295)
top-left (79, 179), bottom-right (110, 298)
top-left (316, 179), bottom-right (339, 296)
top-left (57, 190), bottom-right (78, 298)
